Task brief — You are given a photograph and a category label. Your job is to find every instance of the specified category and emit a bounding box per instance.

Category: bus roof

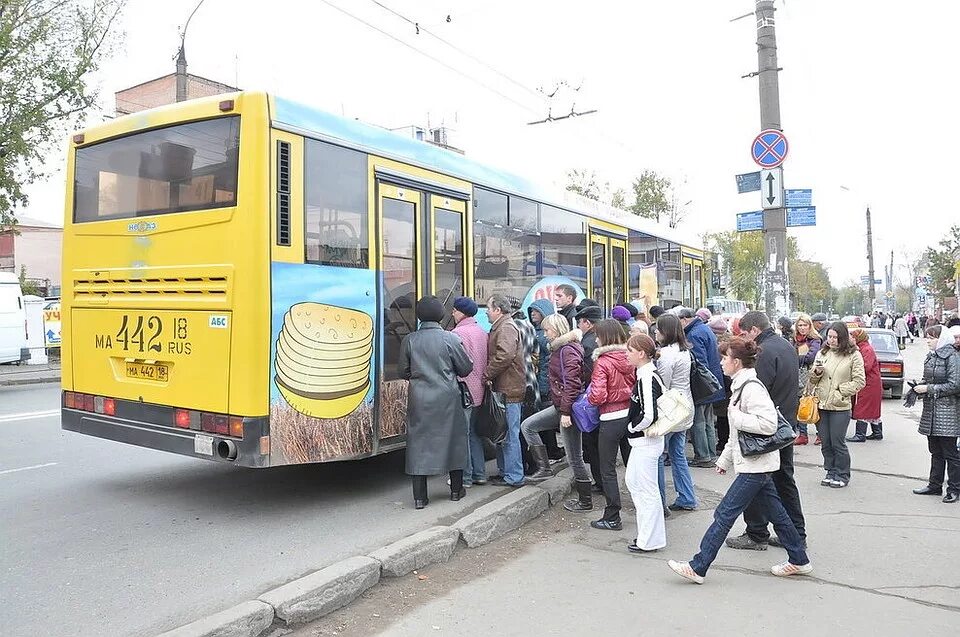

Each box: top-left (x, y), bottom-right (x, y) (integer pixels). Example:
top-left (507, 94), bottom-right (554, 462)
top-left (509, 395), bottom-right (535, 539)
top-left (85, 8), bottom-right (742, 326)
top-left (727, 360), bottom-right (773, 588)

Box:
top-left (270, 94), bottom-right (699, 250)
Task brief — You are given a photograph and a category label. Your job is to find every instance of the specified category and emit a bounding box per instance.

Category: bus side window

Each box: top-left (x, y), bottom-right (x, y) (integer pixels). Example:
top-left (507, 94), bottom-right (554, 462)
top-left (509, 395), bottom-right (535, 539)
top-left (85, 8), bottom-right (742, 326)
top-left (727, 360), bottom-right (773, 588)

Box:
top-left (304, 140), bottom-right (369, 268)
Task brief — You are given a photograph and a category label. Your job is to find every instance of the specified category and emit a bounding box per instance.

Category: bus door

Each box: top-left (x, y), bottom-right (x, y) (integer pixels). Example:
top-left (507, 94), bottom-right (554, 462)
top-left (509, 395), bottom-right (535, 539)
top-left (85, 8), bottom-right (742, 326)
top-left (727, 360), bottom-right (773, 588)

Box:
top-left (376, 183), bottom-right (468, 443)
top-left (588, 229), bottom-right (628, 312)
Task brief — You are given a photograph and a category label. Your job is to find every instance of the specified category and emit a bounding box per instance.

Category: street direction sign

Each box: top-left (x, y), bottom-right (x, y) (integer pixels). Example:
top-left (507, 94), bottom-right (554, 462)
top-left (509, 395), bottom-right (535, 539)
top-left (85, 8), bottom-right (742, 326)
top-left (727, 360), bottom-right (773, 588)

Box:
top-left (784, 188), bottom-right (812, 207)
top-left (761, 168), bottom-right (783, 209)
top-left (737, 210), bottom-right (764, 232)
top-left (736, 171), bottom-right (762, 194)
top-left (751, 129), bottom-right (789, 168)
top-left (861, 276), bottom-right (883, 285)
top-left (786, 206), bottom-right (816, 227)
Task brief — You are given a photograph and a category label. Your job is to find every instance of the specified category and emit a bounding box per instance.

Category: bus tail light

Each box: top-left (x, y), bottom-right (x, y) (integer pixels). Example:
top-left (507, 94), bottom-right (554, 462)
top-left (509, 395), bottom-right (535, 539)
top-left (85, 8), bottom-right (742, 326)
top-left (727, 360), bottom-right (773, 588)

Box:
top-left (174, 409), bottom-right (192, 428)
top-left (201, 413), bottom-right (229, 436)
top-left (64, 392), bottom-right (77, 408)
top-left (93, 396), bottom-right (116, 415)
top-left (83, 394), bottom-right (95, 412)
top-left (229, 417), bottom-right (244, 438)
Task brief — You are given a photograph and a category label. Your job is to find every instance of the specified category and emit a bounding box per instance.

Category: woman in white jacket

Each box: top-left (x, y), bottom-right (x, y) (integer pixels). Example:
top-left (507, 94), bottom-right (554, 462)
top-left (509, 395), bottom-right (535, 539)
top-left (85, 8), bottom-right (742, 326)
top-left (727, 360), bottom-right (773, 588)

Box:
top-left (654, 314), bottom-right (698, 512)
top-left (668, 337), bottom-right (812, 584)
top-left (624, 334), bottom-right (667, 552)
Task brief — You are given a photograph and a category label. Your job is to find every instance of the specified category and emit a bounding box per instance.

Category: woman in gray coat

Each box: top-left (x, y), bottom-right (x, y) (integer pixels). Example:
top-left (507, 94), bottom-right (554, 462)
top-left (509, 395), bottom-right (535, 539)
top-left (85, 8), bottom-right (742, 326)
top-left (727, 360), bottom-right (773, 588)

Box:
top-left (399, 296), bottom-right (474, 509)
top-left (911, 325), bottom-right (960, 504)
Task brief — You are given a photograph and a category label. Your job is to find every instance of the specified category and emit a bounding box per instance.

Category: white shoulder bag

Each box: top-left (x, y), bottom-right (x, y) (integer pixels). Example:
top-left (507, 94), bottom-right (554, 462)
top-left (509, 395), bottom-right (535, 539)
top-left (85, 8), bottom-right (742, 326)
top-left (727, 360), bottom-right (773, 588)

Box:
top-left (643, 372), bottom-right (693, 437)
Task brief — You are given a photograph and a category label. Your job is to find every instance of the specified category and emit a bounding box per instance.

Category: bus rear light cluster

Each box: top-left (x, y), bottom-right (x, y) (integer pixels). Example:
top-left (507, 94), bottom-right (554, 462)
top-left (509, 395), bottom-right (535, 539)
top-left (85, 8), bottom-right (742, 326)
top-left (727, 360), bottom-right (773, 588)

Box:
top-left (173, 409), bottom-right (243, 438)
top-left (64, 392), bottom-right (115, 416)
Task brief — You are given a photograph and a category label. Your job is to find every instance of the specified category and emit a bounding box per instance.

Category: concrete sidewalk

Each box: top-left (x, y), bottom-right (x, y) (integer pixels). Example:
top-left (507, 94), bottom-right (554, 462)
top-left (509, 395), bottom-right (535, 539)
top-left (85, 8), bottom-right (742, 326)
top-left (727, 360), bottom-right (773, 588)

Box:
top-left (0, 362), bottom-right (61, 386)
top-left (294, 340), bottom-right (959, 636)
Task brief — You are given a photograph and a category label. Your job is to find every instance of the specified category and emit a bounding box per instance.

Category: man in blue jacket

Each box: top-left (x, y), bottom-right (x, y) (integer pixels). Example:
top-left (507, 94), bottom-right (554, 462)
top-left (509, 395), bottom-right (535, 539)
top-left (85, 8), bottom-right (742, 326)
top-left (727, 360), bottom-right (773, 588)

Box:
top-left (679, 307), bottom-right (725, 467)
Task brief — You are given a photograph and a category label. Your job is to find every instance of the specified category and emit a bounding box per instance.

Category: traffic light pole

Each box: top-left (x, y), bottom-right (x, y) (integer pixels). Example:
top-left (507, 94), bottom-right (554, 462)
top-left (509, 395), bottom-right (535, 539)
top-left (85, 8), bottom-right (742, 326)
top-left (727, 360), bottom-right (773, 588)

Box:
top-left (756, 0), bottom-right (789, 317)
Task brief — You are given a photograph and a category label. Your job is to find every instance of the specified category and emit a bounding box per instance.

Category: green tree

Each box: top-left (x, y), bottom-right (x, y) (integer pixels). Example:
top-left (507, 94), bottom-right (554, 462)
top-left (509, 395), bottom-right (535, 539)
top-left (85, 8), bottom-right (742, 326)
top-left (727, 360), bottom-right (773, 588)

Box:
top-left (609, 188), bottom-right (628, 211)
top-left (835, 281), bottom-right (867, 316)
top-left (709, 230), bottom-right (765, 308)
top-left (921, 224), bottom-right (960, 300)
top-left (18, 263), bottom-right (41, 295)
top-left (0, 0), bottom-right (127, 227)
top-left (789, 259), bottom-right (832, 315)
top-left (629, 170), bottom-right (671, 223)
top-left (565, 168), bottom-right (604, 201)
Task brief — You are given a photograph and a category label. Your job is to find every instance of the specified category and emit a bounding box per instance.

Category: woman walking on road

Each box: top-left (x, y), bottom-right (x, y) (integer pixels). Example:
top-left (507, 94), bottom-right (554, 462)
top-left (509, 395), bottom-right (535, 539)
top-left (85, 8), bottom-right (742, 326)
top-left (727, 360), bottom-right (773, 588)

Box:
top-left (793, 314), bottom-right (822, 445)
top-left (911, 325), bottom-right (960, 504)
top-left (894, 315), bottom-right (909, 350)
top-left (399, 296), bottom-right (474, 509)
top-left (587, 319), bottom-right (637, 531)
top-left (847, 329), bottom-right (884, 443)
top-left (667, 337), bottom-right (812, 584)
top-left (624, 334), bottom-right (667, 552)
top-left (655, 314), bottom-right (698, 512)
top-left (809, 322), bottom-right (866, 489)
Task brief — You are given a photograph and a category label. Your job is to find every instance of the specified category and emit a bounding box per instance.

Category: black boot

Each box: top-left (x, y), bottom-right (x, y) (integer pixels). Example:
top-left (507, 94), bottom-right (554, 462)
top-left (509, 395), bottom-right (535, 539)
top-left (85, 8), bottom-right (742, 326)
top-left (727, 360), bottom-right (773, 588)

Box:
top-left (564, 480), bottom-right (593, 512)
top-left (541, 429), bottom-right (566, 462)
top-left (449, 470), bottom-right (466, 501)
top-left (412, 475), bottom-right (429, 509)
top-left (528, 445), bottom-right (553, 481)
top-left (865, 422), bottom-right (883, 440)
top-left (847, 421), bottom-right (867, 442)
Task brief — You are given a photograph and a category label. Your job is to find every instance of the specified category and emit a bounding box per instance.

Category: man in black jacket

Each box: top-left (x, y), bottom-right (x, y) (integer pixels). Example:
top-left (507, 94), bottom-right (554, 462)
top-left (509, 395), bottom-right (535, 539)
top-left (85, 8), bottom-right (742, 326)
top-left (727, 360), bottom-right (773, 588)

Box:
top-left (725, 311), bottom-right (808, 550)
top-left (554, 284), bottom-right (579, 329)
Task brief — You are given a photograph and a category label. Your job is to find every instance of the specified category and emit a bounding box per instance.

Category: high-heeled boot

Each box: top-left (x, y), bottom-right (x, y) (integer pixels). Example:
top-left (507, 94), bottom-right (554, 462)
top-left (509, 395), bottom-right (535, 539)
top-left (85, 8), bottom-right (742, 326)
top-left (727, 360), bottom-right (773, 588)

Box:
top-left (527, 445), bottom-right (554, 481)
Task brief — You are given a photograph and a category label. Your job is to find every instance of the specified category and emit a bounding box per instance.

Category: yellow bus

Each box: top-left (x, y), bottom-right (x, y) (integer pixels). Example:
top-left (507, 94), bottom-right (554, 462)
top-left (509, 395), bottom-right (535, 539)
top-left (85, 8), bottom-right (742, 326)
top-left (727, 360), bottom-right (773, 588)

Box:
top-left (61, 91), bottom-right (707, 467)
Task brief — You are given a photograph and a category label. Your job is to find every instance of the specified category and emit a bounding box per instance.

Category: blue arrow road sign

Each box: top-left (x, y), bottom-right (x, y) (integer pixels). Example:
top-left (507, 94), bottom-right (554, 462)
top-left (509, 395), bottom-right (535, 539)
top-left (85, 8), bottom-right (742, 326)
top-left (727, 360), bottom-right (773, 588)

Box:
top-left (736, 171), bottom-right (762, 194)
top-left (785, 189), bottom-right (812, 207)
top-left (737, 210), bottom-right (764, 232)
top-left (786, 206), bottom-right (816, 227)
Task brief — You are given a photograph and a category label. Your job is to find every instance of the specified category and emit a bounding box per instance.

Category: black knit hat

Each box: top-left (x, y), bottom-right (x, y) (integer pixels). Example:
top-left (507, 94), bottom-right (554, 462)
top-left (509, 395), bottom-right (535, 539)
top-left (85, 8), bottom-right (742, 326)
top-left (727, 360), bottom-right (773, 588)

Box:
top-left (416, 296), bottom-right (446, 323)
top-left (576, 305), bottom-right (604, 322)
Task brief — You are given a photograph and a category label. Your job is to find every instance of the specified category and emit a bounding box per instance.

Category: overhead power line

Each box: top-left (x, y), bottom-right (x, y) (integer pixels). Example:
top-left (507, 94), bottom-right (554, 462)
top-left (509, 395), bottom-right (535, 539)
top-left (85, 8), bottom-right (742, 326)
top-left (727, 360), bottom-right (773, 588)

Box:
top-left (317, 0), bottom-right (541, 115)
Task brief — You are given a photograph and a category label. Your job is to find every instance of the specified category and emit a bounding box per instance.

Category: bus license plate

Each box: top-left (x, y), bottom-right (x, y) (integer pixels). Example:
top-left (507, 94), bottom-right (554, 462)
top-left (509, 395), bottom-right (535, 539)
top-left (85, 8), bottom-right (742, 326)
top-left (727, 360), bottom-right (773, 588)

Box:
top-left (195, 434), bottom-right (214, 456)
top-left (125, 362), bottom-right (169, 382)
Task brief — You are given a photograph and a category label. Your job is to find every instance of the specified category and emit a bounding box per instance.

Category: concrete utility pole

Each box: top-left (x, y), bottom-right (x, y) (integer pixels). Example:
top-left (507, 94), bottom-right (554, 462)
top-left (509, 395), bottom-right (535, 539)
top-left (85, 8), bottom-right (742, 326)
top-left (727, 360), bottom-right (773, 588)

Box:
top-left (888, 250), bottom-right (895, 311)
top-left (176, 0), bottom-right (208, 102)
top-left (866, 207), bottom-right (876, 309)
top-left (755, 0), bottom-right (789, 317)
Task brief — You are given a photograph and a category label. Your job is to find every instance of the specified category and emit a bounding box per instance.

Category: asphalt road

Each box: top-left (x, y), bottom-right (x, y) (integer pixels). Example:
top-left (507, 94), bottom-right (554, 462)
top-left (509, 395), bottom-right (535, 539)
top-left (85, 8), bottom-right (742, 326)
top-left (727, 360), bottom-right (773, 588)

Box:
top-left (0, 384), bottom-right (508, 637)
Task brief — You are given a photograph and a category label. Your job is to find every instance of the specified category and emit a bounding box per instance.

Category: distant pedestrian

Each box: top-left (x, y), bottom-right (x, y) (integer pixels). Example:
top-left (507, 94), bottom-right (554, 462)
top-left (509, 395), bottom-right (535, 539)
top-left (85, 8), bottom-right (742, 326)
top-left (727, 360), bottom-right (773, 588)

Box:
top-left (451, 297), bottom-right (490, 486)
top-left (588, 319), bottom-right (637, 531)
top-left (846, 329), bottom-right (883, 443)
top-left (624, 334), bottom-right (667, 552)
top-left (793, 313), bottom-right (822, 445)
top-left (894, 315), bottom-right (909, 349)
top-left (911, 325), bottom-right (960, 504)
top-left (400, 296), bottom-right (474, 509)
top-left (668, 337), bottom-right (812, 584)
top-left (809, 322), bottom-right (866, 489)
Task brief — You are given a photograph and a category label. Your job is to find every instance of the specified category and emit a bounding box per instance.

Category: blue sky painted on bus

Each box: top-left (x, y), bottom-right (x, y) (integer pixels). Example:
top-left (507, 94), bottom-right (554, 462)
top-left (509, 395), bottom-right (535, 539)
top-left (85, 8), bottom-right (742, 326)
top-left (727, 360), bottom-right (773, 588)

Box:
top-left (269, 262), bottom-right (377, 406)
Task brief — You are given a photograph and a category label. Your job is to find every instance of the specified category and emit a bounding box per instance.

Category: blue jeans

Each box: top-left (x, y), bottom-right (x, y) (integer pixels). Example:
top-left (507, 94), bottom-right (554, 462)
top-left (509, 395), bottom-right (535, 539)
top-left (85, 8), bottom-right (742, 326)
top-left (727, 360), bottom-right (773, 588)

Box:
top-left (658, 431), bottom-right (698, 509)
top-left (691, 403), bottom-right (717, 460)
top-left (496, 401), bottom-right (524, 485)
top-left (465, 406), bottom-right (487, 484)
top-left (690, 472), bottom-right (809, 577)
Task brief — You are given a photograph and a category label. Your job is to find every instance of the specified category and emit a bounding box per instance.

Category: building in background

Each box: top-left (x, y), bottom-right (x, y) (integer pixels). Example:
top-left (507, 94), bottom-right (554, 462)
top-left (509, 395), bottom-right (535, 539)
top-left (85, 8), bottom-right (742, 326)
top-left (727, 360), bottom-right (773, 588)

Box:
top-left (0, 216), bottom-right (63, 295)
top-left (115, 73), bottom-right (239, 116)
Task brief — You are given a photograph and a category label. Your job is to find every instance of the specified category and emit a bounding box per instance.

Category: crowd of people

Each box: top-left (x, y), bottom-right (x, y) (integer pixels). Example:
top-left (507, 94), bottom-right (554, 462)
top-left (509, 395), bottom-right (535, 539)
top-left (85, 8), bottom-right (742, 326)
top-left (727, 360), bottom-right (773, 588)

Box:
top-left (397, 288), bottom-right (960, 584)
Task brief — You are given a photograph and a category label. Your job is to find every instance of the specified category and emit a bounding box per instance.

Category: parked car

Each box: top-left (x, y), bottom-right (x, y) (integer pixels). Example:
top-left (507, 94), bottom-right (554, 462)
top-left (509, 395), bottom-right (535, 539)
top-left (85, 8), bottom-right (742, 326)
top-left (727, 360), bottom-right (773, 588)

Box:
top-left (864, 328), bottom-right (904, 399)
top-left (0, 273), bottom-right (29, 364)
top-left (842, 315), bottom-right (866, 328)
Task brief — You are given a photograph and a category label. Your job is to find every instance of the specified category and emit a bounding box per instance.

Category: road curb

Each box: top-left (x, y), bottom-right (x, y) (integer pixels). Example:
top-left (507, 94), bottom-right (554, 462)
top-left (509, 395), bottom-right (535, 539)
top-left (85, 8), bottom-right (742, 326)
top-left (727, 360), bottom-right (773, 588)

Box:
top-left (155, 600), bottom-right (274, 637)
top-left (368, 525), bottom-right (460, 577)
top-left (0, 375), bottom-right (61, 387)
top-left (452, 485), bottom-right (550, 548)
top-left (258, 555), bottom-right (380, 625)
top-left (157, 470), bottom-right (569, 636)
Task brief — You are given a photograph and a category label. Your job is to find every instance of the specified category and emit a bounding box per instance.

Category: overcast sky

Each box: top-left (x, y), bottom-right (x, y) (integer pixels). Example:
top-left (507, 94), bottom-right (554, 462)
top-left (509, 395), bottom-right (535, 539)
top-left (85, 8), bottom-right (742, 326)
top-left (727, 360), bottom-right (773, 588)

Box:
top-left (24, 0), bottom-right (960, 288)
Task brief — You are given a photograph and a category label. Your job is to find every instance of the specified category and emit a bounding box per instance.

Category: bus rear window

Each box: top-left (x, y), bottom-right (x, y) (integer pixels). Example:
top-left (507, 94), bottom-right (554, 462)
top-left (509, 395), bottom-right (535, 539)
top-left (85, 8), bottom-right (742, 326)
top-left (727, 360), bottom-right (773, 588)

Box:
top-left (73, 116), bottom-right (240, 223)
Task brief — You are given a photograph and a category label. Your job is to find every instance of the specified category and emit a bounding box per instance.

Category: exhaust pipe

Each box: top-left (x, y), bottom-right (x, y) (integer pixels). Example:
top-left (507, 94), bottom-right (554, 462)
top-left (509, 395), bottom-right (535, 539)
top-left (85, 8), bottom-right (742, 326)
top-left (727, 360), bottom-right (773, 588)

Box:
top-left (216, 439), bottom-right (238, 461)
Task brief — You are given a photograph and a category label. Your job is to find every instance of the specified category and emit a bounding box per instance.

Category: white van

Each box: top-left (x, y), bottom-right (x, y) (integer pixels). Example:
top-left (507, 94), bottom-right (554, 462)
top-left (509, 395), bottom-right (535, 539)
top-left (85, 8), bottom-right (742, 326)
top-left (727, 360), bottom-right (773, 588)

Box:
top-left (0, 272), bottom-right (29, 364)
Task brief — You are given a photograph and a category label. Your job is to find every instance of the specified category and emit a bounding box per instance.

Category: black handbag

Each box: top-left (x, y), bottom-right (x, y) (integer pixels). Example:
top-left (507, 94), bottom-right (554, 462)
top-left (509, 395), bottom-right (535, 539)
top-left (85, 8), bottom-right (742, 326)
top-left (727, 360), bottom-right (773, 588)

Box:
top-left (457, 380), bottom-right (473, 409)
top-left (476, 386), bottom-right (508, 444)
top-left (733, 379), bottom-right (797, 457)
top-left (690, 353), bottom-right (722, 403)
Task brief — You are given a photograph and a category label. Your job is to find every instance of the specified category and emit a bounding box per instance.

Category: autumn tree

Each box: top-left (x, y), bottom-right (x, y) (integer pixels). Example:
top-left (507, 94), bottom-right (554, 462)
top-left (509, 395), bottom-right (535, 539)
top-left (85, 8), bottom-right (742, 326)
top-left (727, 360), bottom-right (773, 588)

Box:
top-left (921, 224), bottom-right (960, 301)
top-left (565, 168), bottom-right (604, 201)
top-left (0, 0), bottom-right (127, 226)
top-left (629, 170), bottom-right (670, 223)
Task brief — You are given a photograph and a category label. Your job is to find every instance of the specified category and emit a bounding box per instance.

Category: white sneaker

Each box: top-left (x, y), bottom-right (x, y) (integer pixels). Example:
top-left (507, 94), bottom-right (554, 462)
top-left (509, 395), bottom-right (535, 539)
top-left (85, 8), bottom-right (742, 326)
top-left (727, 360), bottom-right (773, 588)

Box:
top-left (771, 561), bottom-right (813, 577)
top-left (668, 560), bottom-right (705, 584)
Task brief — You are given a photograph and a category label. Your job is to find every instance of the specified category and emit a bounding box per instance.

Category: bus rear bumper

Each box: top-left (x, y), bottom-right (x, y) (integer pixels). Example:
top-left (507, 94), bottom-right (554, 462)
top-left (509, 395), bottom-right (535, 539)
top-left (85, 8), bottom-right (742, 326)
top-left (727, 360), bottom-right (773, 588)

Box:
top-left (61, 408), bottom-right (270, 468)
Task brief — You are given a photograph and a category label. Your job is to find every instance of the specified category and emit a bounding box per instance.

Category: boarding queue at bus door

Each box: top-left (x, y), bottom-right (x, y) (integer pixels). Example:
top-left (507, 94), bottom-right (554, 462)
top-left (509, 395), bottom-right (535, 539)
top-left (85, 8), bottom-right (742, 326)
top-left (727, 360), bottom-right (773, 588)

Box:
top-left (398, 296), bottom-right (474, 509)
